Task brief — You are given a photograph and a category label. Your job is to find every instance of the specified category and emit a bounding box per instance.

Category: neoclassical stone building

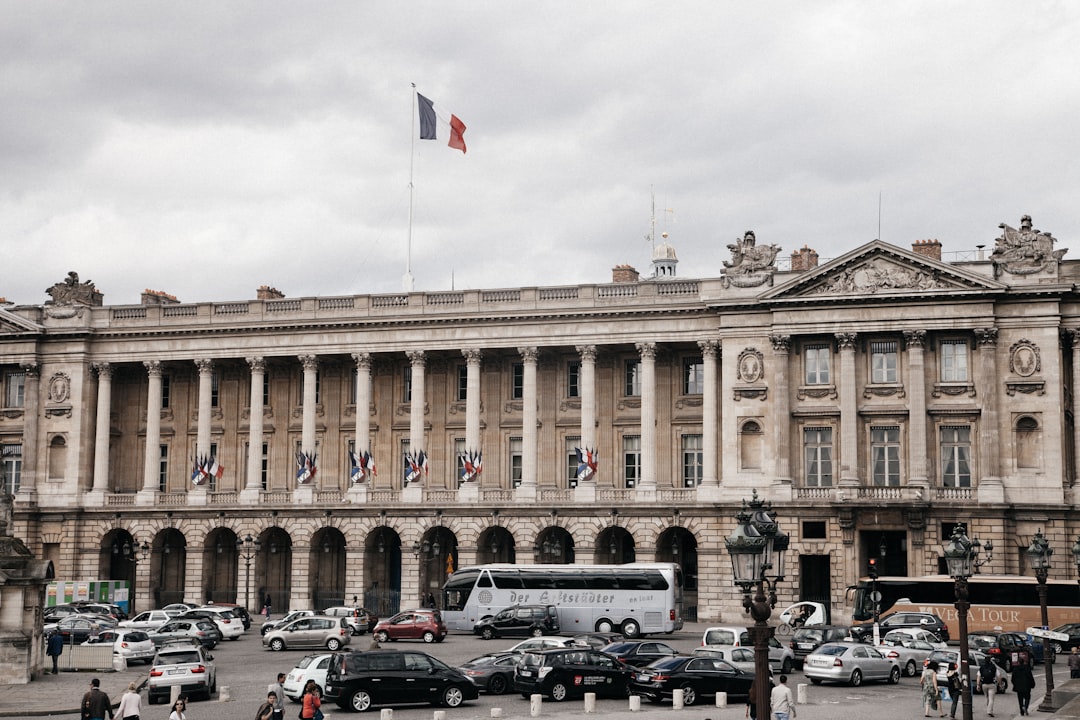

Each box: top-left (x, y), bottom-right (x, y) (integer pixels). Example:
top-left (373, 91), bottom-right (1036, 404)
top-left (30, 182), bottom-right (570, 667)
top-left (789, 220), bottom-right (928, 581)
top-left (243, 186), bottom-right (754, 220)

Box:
top-left (1, 215), bottom-right (1078, 623)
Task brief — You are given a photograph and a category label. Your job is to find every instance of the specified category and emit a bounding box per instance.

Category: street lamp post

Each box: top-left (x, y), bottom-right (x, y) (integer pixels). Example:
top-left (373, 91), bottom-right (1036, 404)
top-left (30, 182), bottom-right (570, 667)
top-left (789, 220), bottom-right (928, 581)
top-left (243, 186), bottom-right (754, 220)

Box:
top-left (1027, 530), bottom-right (1055, 713)
top-left (113, 539), bottom-right (150, 614)
top-left (236, 534), bottom-right (261, 614)
top-left (943, 525), bottom-right (993, 720)
top-left (725, 492), bottom-right (788, 720)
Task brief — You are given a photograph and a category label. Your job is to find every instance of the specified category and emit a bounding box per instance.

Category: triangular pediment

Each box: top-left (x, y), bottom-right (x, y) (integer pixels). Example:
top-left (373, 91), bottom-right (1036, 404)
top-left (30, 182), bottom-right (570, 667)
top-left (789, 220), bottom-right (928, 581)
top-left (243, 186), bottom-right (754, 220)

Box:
top-left (0, 308), bottom-right (43, 334)
top-left (762, 240), bottom-right (1007, 303)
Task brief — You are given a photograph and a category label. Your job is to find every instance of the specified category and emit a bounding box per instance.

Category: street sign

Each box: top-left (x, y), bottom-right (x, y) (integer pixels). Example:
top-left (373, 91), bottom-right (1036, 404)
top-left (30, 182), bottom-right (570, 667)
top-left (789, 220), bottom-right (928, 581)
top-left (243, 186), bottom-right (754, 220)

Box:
top-left (1026, 626), bottom-right (1069, 642)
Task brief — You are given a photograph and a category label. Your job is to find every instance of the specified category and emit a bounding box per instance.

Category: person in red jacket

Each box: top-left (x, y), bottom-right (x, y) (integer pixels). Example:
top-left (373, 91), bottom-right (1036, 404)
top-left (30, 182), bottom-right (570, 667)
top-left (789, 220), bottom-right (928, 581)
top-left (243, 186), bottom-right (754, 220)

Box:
top-left (300, 679), bottom-right (322, 720)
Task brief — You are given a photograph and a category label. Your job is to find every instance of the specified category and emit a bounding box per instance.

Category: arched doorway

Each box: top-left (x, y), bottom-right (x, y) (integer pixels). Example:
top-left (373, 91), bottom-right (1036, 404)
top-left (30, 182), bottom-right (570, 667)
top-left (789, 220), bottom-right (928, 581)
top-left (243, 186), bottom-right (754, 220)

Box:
top-left (365, 526), bottom-right (402, 616)
top-left (595, 526), bottom-right (635, 564)
top-left (202, 527), bottom-right (238, 603)
top-left (152, 528), bottom-right (187, 607)
top-left (310, 527), bottom-right (347, 610)
top-left (99, 529), bottom-right (148, 613)
top-left (534, 527), bottom-right (574, 564)
top-left (257, 527), bottom-right (292, 613)
top-left (416, 526), bottom-right (457, 609)
top-left (478, 526), bottom-right (516, 564)
top-left (659, 526), bottom-right (698, 622)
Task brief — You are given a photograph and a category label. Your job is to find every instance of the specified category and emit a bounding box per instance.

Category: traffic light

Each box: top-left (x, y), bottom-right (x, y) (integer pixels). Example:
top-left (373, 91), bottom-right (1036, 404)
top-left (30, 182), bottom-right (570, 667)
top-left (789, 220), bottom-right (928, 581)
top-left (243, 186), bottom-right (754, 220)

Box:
top-left (868, 557), bottom-right (879, 579)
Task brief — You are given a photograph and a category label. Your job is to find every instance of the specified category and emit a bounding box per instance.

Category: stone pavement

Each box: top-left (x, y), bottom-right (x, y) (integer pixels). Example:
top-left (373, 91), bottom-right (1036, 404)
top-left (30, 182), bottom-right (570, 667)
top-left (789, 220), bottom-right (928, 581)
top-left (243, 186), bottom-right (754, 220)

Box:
top-left (0, 668), bottom-right (146, 718)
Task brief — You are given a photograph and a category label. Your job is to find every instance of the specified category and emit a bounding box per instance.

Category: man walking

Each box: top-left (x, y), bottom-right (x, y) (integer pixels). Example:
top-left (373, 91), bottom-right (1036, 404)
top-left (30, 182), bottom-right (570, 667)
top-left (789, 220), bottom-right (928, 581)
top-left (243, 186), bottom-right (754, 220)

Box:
top-left (81, 678), bottom-right (113, 720)
top-left (268, 672), bottom-right (286, 720)
top-left (46, 630), bottom-right (63, 674)
top-left (770, 674), bottom-right (796, 720)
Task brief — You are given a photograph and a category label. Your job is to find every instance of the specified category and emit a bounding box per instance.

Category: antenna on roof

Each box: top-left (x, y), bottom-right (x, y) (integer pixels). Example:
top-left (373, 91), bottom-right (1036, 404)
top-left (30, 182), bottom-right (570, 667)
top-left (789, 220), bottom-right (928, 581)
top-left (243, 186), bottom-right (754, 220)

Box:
top-left (645, 186), bottom-right (675, 254)
top-left (877, 190), bottom-right (883, 242)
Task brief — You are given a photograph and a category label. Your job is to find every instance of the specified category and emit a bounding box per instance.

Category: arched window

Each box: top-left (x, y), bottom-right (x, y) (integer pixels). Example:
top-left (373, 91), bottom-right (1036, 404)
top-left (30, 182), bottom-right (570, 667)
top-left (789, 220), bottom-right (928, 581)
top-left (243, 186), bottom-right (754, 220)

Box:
top-left (1016, 416), bottom-right (1041, 469)
top-left (48, 435), bottom-right (67, 480)
top-left (740, 420), bottom-right (763, 470)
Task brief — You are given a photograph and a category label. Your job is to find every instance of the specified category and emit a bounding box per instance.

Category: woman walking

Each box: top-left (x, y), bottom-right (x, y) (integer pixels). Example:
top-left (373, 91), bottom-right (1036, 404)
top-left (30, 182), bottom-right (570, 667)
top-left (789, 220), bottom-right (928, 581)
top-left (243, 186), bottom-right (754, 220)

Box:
top-left (921, 660), bottom-right (944, 717)
top-left (116, 682), bottom-right (142, 720)
top-left (945, 662), bottom-right (963, 719)
top-left (300, 679), bottom-right (323, 720)
top-left (1012, 661), bottom-right (1036, 716)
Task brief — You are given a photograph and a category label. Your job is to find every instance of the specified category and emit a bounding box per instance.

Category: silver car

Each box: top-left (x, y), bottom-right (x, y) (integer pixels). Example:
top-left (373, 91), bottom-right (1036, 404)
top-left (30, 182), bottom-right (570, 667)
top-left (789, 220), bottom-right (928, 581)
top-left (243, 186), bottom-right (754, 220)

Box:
top-left (804, 642), bottom-right (901, 686)
top-left (878, 637), bottom-right (938, 677)
top-left (693, 636), bottom-right (795, 674)
top-left (262, 615), bottom-right (351, 652)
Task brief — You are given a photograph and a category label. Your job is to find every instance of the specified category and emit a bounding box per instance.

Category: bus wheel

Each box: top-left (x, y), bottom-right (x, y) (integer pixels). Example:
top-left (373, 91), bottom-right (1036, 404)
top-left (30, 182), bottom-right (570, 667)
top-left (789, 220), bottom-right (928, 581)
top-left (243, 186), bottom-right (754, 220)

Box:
top-left (621, 620), bottom-right (641, 639)
top-left (595, 619), bottom-right (615, 633)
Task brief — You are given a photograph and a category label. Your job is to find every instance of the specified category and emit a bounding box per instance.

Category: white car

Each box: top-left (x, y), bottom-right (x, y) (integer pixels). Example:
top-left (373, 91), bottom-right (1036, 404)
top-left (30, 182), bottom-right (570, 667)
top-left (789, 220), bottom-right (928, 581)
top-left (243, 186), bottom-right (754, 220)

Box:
top-left (504, 636), bottom-right (573, 654)
top-left (694, 636), bottom-right (795, 674)
top-left (880, 628), bottom-right (947, 649)
top-left (83, 628), bottom-right (157, 664)
top-left (120, 610), bottom-right (173, 630)
top-left (283, 653), bottom-right (334, 701)
top-left (182, 608), bottom-right (244, 640)
top-left (147, 641), bottom-right (217, 704)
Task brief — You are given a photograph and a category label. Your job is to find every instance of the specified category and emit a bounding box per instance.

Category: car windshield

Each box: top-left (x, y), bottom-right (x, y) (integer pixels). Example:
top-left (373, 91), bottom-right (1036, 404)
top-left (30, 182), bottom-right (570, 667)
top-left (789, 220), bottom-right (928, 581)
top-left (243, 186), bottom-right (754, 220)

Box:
top-left (464, 654), bottom-right (502, 666)
top-left (649, 657), bottom-right (687, 671)
top-left (814, 645), bottom-right (847, 657)
top-left (519, 653), bottom-right (542, 668)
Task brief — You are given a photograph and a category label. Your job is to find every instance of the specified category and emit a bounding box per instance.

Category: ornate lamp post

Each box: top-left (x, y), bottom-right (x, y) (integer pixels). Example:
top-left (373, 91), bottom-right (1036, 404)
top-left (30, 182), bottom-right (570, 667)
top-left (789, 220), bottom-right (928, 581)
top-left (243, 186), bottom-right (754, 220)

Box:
top-left (725, 492), bottom-right (787, 720)
top-left (236, 534), bottom-right (261, 613)
top-left (943, 525), bottom-right (992, 720)
top-left (1027, 530), bottom-right (1055, 713)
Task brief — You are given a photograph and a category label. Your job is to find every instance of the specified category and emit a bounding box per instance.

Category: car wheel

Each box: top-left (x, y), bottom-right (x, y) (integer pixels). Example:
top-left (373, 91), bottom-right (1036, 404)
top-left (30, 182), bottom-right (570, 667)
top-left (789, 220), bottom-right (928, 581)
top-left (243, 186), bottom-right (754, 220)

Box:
top-left (376, 631), bottom-right (389, 643)
top-left (269, 638), bottom-right (285, 651)
top-left (327, 638), bottom-right (342, 651)
top-left (261, 625), bottom-right (272, 636)
top-left (595, 619), bottom-right (614, 633)
top-left (531, 627), bottom-right (544, 637)
top-left (810, 678), bottom-right (822, 685)
top-left (422, 631), bottom-right (436, 643)
top-left (889, 666), bottom-right (901, 684)
top-left (679, 684), bottom-right (697, 706)
top-left (550, 681), bottom-right (569, 702)
top-left (441, 685), bottom-right (465, 708)
top-left (905, 660), bottom-right (917, 677)
top-left (849, 669), bottom-right (862, 687)
top-left (350, 689), bottom-right (373, 712)
top-left (1053, 642), bottom-right (1064, 654)
top-left (488, 674), bottom-right (509, 695)
top-left (781, 658), bottom-right (794, 674)
top-left (481, 627), bottom-right (495, 640)
top-left (621, 620), bottom-right (641, 639)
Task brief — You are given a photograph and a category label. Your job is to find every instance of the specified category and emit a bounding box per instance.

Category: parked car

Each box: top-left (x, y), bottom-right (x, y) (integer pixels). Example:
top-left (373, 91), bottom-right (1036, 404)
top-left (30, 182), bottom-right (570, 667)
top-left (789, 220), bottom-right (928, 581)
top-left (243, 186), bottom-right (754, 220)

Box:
top-left (71, 601), bottom-right (128, 621)
top-left (974, 631), bottom-right (1039, 670)
top-left (200, 602), bottom-right (252, 630)
top-left (600, 640), bottom-right (679, 668)
top-left (851, 611), bottom-right (949, 643)
top-left (513, 648), bottom-right (633, 701)
top-left (878, 637), bottom-right (938, 677)
top-left (263, 615), bottom-right (352, 651)
top-left (372, 609), bottom-right (447, 644)
top-left (505, 636), bottom-right (574, 654)
top-left (261, 609), bottom-right (318, 636)
top-left (457, 652), bottom-right (522, 694)
top-left (473, 604), bottom-right (560, 639)
top-left (162, 603), bottom-right (197, 616)
top-left (324, 649), bottom-right (479, 712)
top-left (701, 626), bottom-right (750, 648)
top-left (43, 604), bottom-right (97, 623)
top-left (803, 642), bottom-right (901, 686)
top-left (569, 632), bottom-right (625, 650)
top-left (147, 640), bottom-right (216, 704)
top-left (882, 628), bottom-right (947, 649)
top-left (1051, 623), bottom-right (1080, 653)
top-left (790, 625), bottom-right (853, 668)
top-left (323, 605), bottom-right (378, 634)
top-left (148, 618), bottom-right (221, 649)
top-left (283, 653), bottom-right (335, 701)
top-left (926, 648), bottom-right (1008, 695)
top-left (82, 628), bottom-right (156, 664)
top-left (176, 608), bottom-right (244, 640)
top-left (45, 615), bottom-right (118, 644)
top-left (120, 610), bottom-right (174, 630)
top-left (693, 638), bottom-right (795, 674)
top-left (631, 655), bottom-right (754, 705)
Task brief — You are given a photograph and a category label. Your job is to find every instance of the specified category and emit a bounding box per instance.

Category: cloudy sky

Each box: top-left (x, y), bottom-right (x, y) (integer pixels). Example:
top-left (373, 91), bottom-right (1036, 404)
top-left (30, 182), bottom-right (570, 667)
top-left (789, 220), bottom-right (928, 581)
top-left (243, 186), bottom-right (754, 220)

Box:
top-left (3, 1), bottom-right (1079, 306)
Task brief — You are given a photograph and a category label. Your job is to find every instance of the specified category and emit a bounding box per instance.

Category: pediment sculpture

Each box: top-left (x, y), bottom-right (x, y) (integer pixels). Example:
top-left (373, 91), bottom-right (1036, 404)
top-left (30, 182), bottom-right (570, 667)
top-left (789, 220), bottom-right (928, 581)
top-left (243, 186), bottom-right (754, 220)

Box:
top-left (813, 258), bottom-right (950, 295)
top-left (991, 215), bottom-right (1066, 277)
top-left (721, 231), bottom-right (781, 288)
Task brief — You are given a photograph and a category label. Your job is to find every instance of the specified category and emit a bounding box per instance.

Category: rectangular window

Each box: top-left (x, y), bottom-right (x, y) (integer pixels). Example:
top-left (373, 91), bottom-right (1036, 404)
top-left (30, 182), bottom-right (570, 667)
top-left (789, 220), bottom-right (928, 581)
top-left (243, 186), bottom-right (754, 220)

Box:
top-left (805, 345), bottom-right (831, 385)
top-left (211, 372), bottom-right (220, 408)
top-left (682, 434), bottom-right (703, 487)
top-left (567, 362), bottom-right (580, 398)
top-left (683, 357), bottom-right (704, 394)
top-left (401, 438), bottom-right (411, 481)
top-left (262, 373), bottom-right (270, 407)
top-left (871, 425), bottom-right (901, 486)
top-left (623, 435), bottom-right (640, 488)
top-left (566, 435), bottom-right (580, 489)
top-left (454, 438), bottom-right (466, 485)
top-left (260, 442), bottom-right (269, 490)
top-left (456, 365), bottom-right (468, 402)
top-left (158, 444), bottom-right (168, 492)
top-left (870, 341), bottom-right (897, 383)
top-left (349, 370), bottom-right (357, 405)
top-left (624, 360), bottom-right (641, 397)
top-left (1, 444), bottom-right (22, 494)
top-left (803, 427), bottom-right (833, 486)
top-left (511, 363), bottom-right (524, 400)
top-left (940, 340), bottom-right (969, 382)
top-left (509, 437), bottom-right (523, 488)
top-left (941, 426), bottom-right (971, 487)
top-left (161, 374), bottom-right (171, 409)
top-left (208, 442), bottom-right (218, 491)
top-left (4, 371), bottom-right (25, 408)
top-left (403, 366), bottom-right (412, 403)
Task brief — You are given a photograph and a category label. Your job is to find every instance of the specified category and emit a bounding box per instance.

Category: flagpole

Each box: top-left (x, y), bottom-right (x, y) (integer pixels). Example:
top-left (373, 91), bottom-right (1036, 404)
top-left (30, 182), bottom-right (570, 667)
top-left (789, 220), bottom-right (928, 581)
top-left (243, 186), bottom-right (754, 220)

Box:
top-left (405, 84), bottom-right (416, 292)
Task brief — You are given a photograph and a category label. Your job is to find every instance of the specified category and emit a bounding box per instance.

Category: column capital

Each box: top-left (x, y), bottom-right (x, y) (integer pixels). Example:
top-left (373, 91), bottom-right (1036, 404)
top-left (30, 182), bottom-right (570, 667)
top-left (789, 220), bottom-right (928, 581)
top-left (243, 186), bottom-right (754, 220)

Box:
top-left (91, 362), bottom-right (113, 379)
top-left (406, 350), bottom-right (426, 366)
top-left (462, 348), bottom-right (483, 364)
top-left (195, 358), bottom-right (214, 374)
top-left (903, 329), bottom-right (926, 348)
top-left (975, 327), bottom-right (998, 346)
top-left (697, 339), bottom-right (720, 359)
top-left (635, 342), bottom-right (657, 360)
top-left (769, 334), bottom-right (791, 353)
top-left (835, 332), bottom-right (858, 350)
top-left (298, 354), bottom-right (319, 372)
top-left (351, 352), bottom-right (373, 370)
top-left (144, 360), bottom-right (162, 377)
top-left (518, 346), bottom-right (539, 363)
top-left (246, 356), bottom-right (266, 373)
top-left (575, 345), bottom-right (597, 362)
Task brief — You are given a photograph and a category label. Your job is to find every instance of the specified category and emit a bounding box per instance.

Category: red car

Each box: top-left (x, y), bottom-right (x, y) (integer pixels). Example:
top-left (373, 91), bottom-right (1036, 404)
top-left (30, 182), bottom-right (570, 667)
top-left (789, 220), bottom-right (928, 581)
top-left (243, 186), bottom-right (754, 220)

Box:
top-left (373, 609), bottom-right (447, 644)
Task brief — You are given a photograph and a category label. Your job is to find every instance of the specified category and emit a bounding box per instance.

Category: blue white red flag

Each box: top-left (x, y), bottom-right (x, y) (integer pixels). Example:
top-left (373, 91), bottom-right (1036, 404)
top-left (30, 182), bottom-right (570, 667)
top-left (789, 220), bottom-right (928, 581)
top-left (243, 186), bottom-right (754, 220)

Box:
top-left (575, 447), bottom-right (598, 481)
top-left (208, 456), bottom-right (223, 480)
top-left (418, 450), bottom-right (429, 476)
top-left (459, 450), bottom-right (483, 482)
top-left (349, 449), bottom-right (362, 483)
top-left (296, 451), bottom-right (317, 484)
top-left (404, 451), bottom-right (421, 485)
top-left (417, 92), bottom-right (467, 154)
top-left (363, 451), bottom-right (377, 476)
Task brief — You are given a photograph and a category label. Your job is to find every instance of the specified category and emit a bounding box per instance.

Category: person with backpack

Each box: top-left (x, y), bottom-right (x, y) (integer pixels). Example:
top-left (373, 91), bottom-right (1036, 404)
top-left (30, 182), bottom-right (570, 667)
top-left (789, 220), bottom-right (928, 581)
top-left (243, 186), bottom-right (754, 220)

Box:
top-left (977, 655), bottom-right (1003, 717)
top-left (945, 662), bottom-right (963, 719)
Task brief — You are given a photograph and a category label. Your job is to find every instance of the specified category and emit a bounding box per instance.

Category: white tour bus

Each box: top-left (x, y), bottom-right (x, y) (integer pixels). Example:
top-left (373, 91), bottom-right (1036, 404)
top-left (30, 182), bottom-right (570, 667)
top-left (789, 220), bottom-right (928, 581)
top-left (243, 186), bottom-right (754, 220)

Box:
top-left (441, 562), bottom-right (684, 638)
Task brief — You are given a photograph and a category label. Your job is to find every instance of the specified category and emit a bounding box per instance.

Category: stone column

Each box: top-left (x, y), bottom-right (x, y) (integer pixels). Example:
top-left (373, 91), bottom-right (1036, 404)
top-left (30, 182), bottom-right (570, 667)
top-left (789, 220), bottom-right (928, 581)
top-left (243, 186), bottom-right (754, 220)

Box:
top-left (296, 355), bottom-right (319, 502)
top-left (463, 349), bottom-right (482, 456)
top-left (770, 334), bottom-right (792, 486)
top-left (195, 359), bottom-right (214, 458)
top-left (347, 352), bottom-right (373, 503)
top-left (517, 347), bottom-right (539, 501)
top-left (408, 350), bottom-right (427, 483)
top-left (88, 362), bottom-right (113, 500)
top-left (698, 340), bottom-right (720, 499)
top-left (576, 345), bottom-right (597, 452)
top-left (241, 357), bottom-right (265, 502)
top-left (904, 330), bottom-right (929, 491)
top-left (15, 363), bottom-right (40, 501)
top-left (636, 342), bottom-right (657, 496)
top-left (975, 328), bottom-right (1004, 502)
top-left (836, 333), bottom-right (860, 486)
top-left (138, 361), bottom-right (163, 504)
top-left (1069, 331), bottom-right (1080, 505)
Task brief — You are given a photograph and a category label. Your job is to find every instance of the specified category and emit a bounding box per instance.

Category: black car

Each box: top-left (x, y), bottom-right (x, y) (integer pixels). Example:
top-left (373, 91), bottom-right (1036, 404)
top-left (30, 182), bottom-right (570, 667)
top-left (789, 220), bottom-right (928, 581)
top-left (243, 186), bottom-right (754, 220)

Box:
top-left (569, 632), bottom-right (625, 650)
top-left (456, 652), bottom-right (522, 695)
top-left (974, 631), bottom-right (1039, 671)
top-left (850, 612), bottom-right (949, 643)
top-left (514, 648), bottom-right (633, 702)
top-left (630, 655), bottom-right (755, 706)
top-left (1052, 623), bottom-right (1080, 653)
top-left (324, 649), bottom-right (479, 712)
top-left (601, 641), bottom-right (679, 668)
top-left (47, 615), bottom-right (118, 643)
top-left (473, 605), bottom-right (560, 640)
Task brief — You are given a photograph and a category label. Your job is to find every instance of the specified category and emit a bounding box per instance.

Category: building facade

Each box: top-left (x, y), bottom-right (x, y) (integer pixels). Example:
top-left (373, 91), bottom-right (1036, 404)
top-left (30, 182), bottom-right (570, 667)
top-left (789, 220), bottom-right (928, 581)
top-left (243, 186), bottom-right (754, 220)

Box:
top-left (1, 215), bottom-right (1078, 623)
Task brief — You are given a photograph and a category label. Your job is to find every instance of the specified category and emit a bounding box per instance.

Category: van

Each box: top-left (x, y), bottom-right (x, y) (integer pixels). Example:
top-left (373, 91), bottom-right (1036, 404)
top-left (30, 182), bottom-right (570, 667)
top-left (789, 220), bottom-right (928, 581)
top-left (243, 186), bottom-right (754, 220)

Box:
top-left (473, 604), bottom-right (560, 639)
top-left (790, 625), bottom-right (852, 667)
top-left (701, 626), bottom-right (750, 647)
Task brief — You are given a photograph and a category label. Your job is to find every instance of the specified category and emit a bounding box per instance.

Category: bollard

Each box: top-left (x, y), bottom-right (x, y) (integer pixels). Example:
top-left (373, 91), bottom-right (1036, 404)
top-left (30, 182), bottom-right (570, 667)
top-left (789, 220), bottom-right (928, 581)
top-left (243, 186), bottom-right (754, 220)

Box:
top-left (797, 683), bottom-right (808, 704)
top-left (584, 692), bottom-right (596, 713)
top-left (381, 708), bottom-right (394, 720)
top-left (218, 685), bottom-right (230, 702)
top-left (530, 694), bottom-right (543, 717)
top-left (716, 691), bottom-right (727, 708)
top-left (112, 654), bottom-right (126, 672)
top-left (434, 711), bottom-right (446, 720)
top-left (672, 688), bottom-right (684, 710)
top-left (491, 709), bottom-right (503, 718)
top-left (628, 695), bottom-right (641, 712)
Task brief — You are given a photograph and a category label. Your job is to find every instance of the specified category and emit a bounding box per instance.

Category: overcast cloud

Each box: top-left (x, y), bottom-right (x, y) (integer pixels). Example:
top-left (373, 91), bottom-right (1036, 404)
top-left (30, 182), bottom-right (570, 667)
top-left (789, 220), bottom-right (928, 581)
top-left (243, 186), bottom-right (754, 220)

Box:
top-left (2, 1), bottom-right (1079, 305)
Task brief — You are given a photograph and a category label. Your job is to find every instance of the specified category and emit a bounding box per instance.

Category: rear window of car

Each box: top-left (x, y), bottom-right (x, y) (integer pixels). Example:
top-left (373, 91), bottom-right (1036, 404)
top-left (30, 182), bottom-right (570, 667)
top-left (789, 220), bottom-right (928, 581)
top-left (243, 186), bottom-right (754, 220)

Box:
top-left (795, 629), bottom-right (826, 642)
top-left (815, 645), bottom-right (847, 656)
top-left (650, 657), bottom-right (686, 671)
top-left (519, 653), bottom-right (542, 668)
top-left (159, 651), bottom-right (201, 664)
top-left (703, 629), bottom-right (737, 645)
top-left (604, 642), bottom-right (635, 653)
top-left (125, 631), bottom-right (150, 642)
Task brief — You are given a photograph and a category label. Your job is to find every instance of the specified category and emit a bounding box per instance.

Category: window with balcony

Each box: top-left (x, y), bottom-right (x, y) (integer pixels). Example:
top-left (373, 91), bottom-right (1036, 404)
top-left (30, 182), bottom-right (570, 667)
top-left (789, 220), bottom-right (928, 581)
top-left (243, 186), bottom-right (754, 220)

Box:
top-left (871, 425), bottom-right (901, 486)
top-left (682, 434), bottom-right (703, 487)
top-left (158, 444), bottom-right (169, 492)
top-left (940, 340), bottom-right (969, 382)
top-left (3, 371), bottom-right (25, 408)
top-left (805, 345), bottom-right (831, 384)
top-left (623, 435), bottom-right (640, 488)
top-left (870, 341), bottom-right (898, 383)
top-left (940, 426), bottom-right (971, 487)
top-left (804, 426), bottom-right (833, 486)
top-left (1, 443), bottom-right (21, 494)
top-left (509, 437), bottom-right (523, 488)
top-left (565, 435), bottom-right (581, 488)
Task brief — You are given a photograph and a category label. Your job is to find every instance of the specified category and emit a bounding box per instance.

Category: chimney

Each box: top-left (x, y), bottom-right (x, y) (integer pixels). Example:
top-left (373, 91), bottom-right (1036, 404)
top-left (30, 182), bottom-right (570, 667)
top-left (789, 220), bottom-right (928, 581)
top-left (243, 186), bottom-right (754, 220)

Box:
top-left (790, 245), bottom-right (819, 272)
top-left (257, 285), bottom-right (285, 300)
top-left (141, 289), bottom-right (180, 305)
top-left (611, 265), bottom-right (639, 283)
top-left (911, 239), bottom-right (942, 261)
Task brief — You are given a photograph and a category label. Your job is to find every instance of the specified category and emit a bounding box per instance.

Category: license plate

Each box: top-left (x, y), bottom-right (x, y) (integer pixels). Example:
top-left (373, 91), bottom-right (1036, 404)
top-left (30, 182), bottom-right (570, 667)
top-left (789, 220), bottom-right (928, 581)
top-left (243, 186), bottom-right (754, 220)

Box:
top-left (519, 670), bottom-right (533, 677)
top-left (636, 673), bottom-right (650, 681)
top-left (798, 643), bottom-right (814, 649)
top-left (168, 669), bottom-right (184, 675)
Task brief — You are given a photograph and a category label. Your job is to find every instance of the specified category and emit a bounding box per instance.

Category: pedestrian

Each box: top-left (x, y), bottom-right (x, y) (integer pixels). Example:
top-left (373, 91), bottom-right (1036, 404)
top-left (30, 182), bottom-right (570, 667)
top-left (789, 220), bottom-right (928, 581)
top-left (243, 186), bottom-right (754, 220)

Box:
top-left (977, 654), bottom-right (1003, 717)
top-left (1070, 647), bottom-right (1080, 679)
top-left (263, 594), bottom-right (272, 620)
top-left (46, 630), bottom-right (64, 674)
top-left (116, 681), bottom-right (142, 720)
top-left (256, 691), bottom-right (276, 720)
top-left (300, 679), bottom-right (322, 720)
top-left (81, 677), bottom-right (114, 720)
top-left (1012, 661), bottom-right (1036, 716)
top-left (425, 592), bottom-right (436, 609)
top-left (921, 660), bottom-right (943, 717)
top-left (745, 679), bottom-right (759, 720)
top-left (770, 674), bottom-right (796, 720)
top-left (268, 672), bottom-right (286, 720)
top-left (168, 697), bottom-right (187, 720)
top-left (945, 662), bottom-right (963, 719)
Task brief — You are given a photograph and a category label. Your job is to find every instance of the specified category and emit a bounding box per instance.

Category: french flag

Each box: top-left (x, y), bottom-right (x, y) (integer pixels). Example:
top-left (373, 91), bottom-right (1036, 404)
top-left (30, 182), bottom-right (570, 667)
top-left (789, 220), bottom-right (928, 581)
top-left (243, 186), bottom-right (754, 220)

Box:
top-left (417, 92), bottom-right (467, 154)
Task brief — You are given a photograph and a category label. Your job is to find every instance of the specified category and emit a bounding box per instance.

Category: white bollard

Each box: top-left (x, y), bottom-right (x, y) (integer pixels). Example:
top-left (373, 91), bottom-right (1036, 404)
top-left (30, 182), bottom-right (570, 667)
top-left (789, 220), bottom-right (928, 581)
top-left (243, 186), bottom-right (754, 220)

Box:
top-left (628, 695), bottom-right (641, 712)
top-left (381, 708), bottom-right (394, 720)
top-left (672, 688), bottom-right (684, 710)
top-left (797, 683), bottom-right (808, 704)
top-left (716, 691), bottom-right (728, 708)
top-left (584, 692), bottom-right (596, 713)
top-left (112, 654), bottom-right (126, 672)
top-left (530, 694), bottom-right (543, 717)
top-left (433, 711), bottom-right (446, 720)
top-left (218, 685), bottom-right (230, 702)
top-left (491, 709), bottom-right (503, 718)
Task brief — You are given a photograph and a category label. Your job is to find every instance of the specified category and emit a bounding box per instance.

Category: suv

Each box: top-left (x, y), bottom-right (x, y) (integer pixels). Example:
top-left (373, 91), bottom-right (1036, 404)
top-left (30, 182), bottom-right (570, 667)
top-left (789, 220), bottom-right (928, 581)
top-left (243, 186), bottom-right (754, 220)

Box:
top-left (323, 606), bottom-right (378, 635)
top-left (324, 649), bottom-right (479, 712)
top-left (473, 605), bottom-right (560, 639)
top-left (263, 615), bottom-right (351, 651)
top-left (790, 625), bottom-right (852, 668)
top-left (148, 618), bottom-right (222, 649)
top-left (147, 640), bottom-right (217, 704)
top-left (177, 608), bottom-right (244, 640)
top-left (201, 602), bottom-right (252, 630)
top-left (513, 647), bottom-right (633, 701)
top-left (851, 611), bottom-right (950, 643)
top-left (373, 609), bottom-right (447, 644)
top-left (701, 626), bottom-right (750, 647)
top-left (976, 631), bottom-right (1038, 671)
